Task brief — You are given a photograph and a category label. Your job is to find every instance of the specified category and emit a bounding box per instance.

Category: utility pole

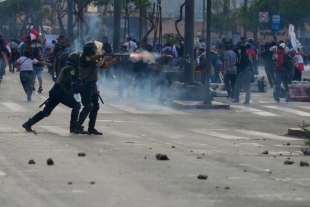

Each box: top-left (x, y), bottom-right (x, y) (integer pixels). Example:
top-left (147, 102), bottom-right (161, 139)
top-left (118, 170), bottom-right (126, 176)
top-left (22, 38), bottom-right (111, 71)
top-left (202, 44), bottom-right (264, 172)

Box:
top-left (204, 0), bottom-right (212, 104)
top-left (113, 0), bottom-right (121, 53)
top-left (184, 0), bottom-right (194, 83)
top-left (67, 0), bottom-right (73, 42)
top-left (202, 0), bottom-right (205, 39)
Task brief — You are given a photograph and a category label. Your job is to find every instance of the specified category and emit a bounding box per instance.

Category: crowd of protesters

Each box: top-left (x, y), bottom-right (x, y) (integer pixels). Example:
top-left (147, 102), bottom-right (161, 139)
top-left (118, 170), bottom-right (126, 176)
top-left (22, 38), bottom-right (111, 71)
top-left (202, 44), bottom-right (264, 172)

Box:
top-left (0, 34), bottom-right (71, 101)
top-left (191, 36), bottom-right (309, 103)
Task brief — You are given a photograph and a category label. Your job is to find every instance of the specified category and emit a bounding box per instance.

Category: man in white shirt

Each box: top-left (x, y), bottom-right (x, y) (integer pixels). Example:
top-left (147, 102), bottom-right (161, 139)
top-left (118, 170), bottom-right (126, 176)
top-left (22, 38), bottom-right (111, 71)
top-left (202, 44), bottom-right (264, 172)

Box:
top-left (123, 37), bottom-right (137, 52)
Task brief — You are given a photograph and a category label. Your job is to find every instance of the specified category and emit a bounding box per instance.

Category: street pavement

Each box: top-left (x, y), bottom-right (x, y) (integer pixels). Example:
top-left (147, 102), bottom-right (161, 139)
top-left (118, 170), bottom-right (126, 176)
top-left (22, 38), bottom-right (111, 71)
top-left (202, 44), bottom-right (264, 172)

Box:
top-left (0, 67), bottom-right (310, 207)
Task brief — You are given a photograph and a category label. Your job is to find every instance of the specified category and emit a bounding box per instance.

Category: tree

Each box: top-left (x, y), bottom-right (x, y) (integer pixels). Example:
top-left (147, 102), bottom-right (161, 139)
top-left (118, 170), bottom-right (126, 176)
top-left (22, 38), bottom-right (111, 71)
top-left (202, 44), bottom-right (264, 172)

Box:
top-left (210, 0), bottom-right (238, 39)
top-left (238, 0), bottom-right (310, 42)
top-left (93, 0), bottom-right (153, 41)
top-left (0, 0), bottom-right (50, 38)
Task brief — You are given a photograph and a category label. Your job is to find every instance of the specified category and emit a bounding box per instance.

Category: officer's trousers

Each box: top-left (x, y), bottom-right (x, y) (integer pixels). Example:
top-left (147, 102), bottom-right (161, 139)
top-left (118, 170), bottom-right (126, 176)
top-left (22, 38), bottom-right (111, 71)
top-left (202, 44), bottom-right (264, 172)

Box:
top-left (77, 84), bottom-right (100, 131)
top-left (26, 87), bottom-right (80, 131)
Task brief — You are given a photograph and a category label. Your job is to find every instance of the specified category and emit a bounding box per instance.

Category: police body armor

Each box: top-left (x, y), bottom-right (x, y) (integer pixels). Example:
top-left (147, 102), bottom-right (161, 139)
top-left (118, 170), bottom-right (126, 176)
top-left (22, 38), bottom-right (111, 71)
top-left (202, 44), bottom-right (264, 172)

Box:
top-left (55, 65), bottom-right (76, 95)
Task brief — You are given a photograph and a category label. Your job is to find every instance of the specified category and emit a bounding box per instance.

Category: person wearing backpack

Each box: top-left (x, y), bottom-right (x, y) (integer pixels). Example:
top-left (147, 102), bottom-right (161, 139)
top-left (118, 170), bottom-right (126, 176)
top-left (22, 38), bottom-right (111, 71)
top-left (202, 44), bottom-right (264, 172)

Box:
top-left (275, 43), bottom-right (291, 102)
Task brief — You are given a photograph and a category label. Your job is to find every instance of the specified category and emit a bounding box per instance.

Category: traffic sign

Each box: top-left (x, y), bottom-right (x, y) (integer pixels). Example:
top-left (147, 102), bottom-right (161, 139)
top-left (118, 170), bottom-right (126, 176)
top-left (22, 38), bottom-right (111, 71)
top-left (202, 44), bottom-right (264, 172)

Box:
top-left (271, 14), bottom-right (282, 31)
top-left (259, 12), bottom-right (268, 22)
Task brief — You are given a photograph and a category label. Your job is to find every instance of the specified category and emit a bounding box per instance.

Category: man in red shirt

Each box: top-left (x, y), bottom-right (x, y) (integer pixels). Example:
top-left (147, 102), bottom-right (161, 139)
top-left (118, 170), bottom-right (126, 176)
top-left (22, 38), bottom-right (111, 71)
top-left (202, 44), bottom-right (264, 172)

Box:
top-left (275, 43), bottom-right (289, 102)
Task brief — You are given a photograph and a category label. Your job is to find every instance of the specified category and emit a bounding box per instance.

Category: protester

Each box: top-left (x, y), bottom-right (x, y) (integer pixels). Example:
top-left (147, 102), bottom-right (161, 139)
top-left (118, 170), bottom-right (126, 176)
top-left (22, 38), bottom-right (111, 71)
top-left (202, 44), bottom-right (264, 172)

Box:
top-left (233, 45), bottom-right (253, 104)
top-left (274, 43), bottom-right (290, 102)
top-left (14, 50), bottom-right (51, 101)
top-left (195, 47), bottom-right (214, 86)
top-left (142, 39), bottom-right (153, 52)
top-left (260, 44), bottom-right (276, 87)
top-left (0, 47), bottom-right (7, 84)
top-left (223, 44), bottom-right (238, 99)
top-left (210, 46), bottom-right (220, 83)
top-left (32, 47), bottom-right (44, 93)
top-left (174, 39), bottom-right (184, 67)
top-left (102, 37), bottom-right (112, 54)
top-left (0, 39), bottom-right (10, 80)
top-left (292, 48), bottom-right (304, 81)
top-left (123, 37), bottom-right (137, 52)
top-left (248, 38), bottom-right (259, 75)
top-left (8, 38), bottom-right (19, 73)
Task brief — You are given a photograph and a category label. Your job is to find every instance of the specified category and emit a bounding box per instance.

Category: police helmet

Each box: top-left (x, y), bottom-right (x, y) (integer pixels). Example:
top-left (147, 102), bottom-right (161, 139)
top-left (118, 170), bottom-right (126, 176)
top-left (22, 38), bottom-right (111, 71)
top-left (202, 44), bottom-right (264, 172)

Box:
top-left (83, 41), bottom-right (98, 55)
top-left (68, 52), bottom-right (80, 67)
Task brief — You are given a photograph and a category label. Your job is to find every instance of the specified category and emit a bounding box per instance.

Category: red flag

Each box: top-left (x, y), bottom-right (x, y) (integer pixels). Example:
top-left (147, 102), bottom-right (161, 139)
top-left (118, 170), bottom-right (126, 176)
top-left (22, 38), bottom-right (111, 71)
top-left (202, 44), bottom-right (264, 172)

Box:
top-left (30, 28), bottom-right (39, 40)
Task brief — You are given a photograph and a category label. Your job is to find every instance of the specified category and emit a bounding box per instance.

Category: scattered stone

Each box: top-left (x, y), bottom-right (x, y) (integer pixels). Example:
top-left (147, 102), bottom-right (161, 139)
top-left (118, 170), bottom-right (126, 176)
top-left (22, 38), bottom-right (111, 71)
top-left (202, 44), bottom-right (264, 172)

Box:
top-left (284, 160), bottom-right (294, 165)
top-left (300, 161), bottom-right (309, 167)
top-left (90, 182), bottom-right (95, 184)
top-left (302, 149), bottom-right (310, 156)
top-left (202, 153), bottom-right (205, 155)
top-left (149, 148), bottom-right (152, 149)
top-left (172, 146), bottom-right (175, 148)
top-left (78, 152), bottom-right (86, 157)
top-left (28, 160), bottom-right (35, 165)
top-left (144, 156), bottom-right (147, 159)
top-left (287, 143), bottom-right (291, 146)
top-left (156, 154), bottom-right (169, 161)
top-left (225, 187), bottom-right (230, 190)
top-left (263, 139), bottom-right (266, 140)
top-left (190, 150), bottom-right (193, 152)
top-left (197, 175), bottom-right (208, 180)
top-left (279, 154), bottom-right (283, 156)
top-left (244, 170), bottom-right (247, 172)
top-left (262, 150), bottom-right (268, 155)
top-left (68, 182), bottom-right (72, 185)
top-left (274, 156), bottom-right (276, 158)
top-left (287, 157), bottom-right (290, 160)
top-left (269, 171), bottom-right (272, 174)
top-left (47, 158), bottom-right (54, 166)
top-left (216, 186), bottom-right (219, 189)
top-left (196, 157), bottom-right (203, 159)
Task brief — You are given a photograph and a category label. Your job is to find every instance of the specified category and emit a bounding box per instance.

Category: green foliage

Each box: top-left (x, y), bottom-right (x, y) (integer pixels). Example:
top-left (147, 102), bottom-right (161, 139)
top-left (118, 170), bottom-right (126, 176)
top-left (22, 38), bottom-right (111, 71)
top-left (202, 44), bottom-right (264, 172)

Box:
top-left (239, 0), bottom-right (310, 33)
top-left (299, 121), bottom-right (310, 146)
top-left (210, 0), bottom-right (238, 38)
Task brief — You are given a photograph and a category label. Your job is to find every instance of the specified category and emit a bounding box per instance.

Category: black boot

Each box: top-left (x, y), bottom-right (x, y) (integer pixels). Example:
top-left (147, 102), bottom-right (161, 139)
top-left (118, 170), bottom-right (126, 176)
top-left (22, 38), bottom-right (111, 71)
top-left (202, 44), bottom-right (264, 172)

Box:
top-left (22, 120), bottom-right (34, 132)
top-left (88, 128), bottom-right (103, 135)
top-left (88, 107), bottom-right (101, 135)
top-left (74, 126), bottom-right (88, 134)
top-left (22, 112), bottom-right (45, 132)
top-left (70, 104), bottom-right (81, 133)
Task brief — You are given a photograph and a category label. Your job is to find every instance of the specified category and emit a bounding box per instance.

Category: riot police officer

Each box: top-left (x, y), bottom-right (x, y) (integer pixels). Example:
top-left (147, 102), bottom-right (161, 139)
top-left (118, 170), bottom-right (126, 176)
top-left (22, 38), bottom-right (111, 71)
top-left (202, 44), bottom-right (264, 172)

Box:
top-left (74, 41), bottom-right (120, 135)
top-left (22, 52), bottom-right (81, 133)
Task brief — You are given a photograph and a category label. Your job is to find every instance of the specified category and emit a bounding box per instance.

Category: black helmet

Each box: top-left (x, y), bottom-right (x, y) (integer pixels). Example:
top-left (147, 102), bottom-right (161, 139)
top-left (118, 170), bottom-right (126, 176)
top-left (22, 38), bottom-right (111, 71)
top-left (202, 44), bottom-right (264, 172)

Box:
top-left (68, 52), bottom-right (80, 67)
top-left (83, 41), bottom-right (97, 55)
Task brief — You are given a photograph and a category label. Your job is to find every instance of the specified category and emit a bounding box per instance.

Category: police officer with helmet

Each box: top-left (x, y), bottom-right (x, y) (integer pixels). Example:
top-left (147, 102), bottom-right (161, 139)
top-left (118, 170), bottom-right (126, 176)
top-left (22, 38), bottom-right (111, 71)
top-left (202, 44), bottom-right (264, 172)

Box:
top-left (22, 52), bottom-right (82, 133)
top-left (74, 41), bottom-right (121, 135)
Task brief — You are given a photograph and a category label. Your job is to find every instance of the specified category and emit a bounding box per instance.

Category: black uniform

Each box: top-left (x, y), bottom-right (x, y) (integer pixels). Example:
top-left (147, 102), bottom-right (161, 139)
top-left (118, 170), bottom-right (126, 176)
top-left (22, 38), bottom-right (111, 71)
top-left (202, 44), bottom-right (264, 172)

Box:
top-left (22, 53), bottom-right (81, 133)
top-left (75, 53), bottom-right (102, 135)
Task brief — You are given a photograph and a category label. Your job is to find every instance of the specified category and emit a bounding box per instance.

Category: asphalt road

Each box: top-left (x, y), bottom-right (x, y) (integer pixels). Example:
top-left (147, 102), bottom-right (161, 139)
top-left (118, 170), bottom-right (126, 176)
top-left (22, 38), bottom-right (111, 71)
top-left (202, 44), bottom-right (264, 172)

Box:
top-left (0, 67), bottom-right (309, 207)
